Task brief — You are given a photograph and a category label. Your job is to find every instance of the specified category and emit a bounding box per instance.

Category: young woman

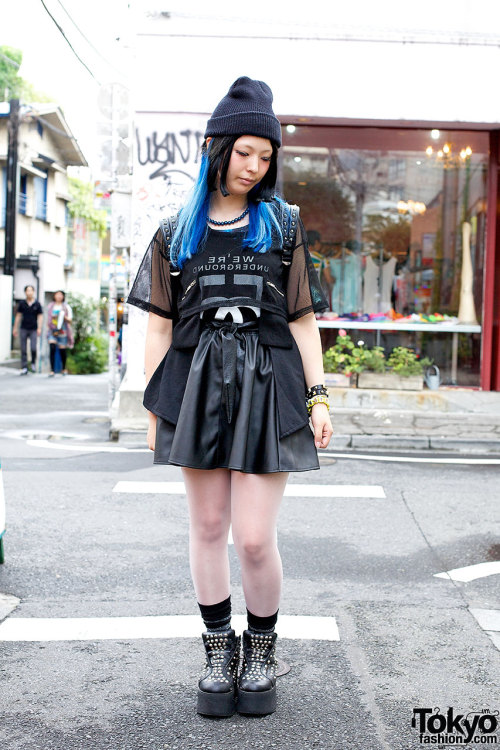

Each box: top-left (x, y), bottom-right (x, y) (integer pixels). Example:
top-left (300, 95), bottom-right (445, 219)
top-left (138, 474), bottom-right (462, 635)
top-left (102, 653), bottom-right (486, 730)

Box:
top-left (127, 77), bottom-right (333, 717)
top-left (46, 290), bottom-right (74, 377)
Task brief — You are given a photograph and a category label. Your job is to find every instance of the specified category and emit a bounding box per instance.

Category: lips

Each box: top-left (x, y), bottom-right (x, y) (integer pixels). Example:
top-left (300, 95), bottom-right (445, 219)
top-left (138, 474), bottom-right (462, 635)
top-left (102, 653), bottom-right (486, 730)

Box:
top-left (239, 177), bottom-right (254, 185)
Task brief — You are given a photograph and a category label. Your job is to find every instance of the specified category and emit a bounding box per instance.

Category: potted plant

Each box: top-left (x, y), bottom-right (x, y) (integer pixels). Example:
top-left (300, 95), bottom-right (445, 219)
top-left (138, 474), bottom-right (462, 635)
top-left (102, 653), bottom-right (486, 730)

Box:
top-left (322, 331), bottom-right (361, 386)
top-left (357, 346), bottom-right (432, 390)
top-left (323, 332), bottom-right (433, 391)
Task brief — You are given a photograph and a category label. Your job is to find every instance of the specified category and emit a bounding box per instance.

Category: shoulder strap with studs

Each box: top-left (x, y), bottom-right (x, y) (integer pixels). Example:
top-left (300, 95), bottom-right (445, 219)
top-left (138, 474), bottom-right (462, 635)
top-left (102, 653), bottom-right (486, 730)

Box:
top-left (281, 203), bottom-right (299, 266)
top-left (158, 212), bottom-right (181, 274)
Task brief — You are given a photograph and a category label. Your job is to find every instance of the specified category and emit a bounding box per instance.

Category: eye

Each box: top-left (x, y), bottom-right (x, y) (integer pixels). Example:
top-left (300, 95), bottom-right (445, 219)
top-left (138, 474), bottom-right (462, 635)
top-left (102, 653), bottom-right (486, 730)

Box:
top-left (236, 150), bottom-right (249, 157)
top-left (262, 156), bottom-right (272, 162)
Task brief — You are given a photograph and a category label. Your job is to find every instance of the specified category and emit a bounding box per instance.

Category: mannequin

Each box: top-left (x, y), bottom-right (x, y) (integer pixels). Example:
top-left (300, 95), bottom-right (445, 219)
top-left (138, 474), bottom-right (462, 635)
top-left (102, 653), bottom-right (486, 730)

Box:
top-left (458, 221), bottom-right (478, 324)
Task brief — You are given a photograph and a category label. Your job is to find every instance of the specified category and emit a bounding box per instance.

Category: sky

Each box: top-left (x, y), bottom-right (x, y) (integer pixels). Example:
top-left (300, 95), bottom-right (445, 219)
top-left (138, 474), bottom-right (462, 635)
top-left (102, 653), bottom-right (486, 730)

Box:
top-left (3, 0), bottom-right (500, 174)
top-left (3, 0), bottom-right (132, 172)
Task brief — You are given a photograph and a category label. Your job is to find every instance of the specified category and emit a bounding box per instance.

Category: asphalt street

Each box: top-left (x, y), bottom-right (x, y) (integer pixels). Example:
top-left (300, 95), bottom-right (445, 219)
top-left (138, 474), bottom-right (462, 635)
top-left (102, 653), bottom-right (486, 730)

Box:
top-left (0, 369), bottom-right (499, 750)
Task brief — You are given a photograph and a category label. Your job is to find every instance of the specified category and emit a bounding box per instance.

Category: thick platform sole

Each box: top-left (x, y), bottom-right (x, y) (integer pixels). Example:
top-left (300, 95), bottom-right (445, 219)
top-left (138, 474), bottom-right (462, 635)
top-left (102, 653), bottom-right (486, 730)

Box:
top-left (197, 688), bottom-right (236, 717)
top-left (237, 685), bottom-right (277, 715)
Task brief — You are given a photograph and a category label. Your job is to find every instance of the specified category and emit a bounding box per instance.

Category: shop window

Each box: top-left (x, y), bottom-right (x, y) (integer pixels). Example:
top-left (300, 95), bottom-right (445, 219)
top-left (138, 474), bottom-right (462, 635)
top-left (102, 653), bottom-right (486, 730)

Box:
top-left (280, 126), bottom-right (488, 387)
top-left (34, 171), bottom-right (48, 221)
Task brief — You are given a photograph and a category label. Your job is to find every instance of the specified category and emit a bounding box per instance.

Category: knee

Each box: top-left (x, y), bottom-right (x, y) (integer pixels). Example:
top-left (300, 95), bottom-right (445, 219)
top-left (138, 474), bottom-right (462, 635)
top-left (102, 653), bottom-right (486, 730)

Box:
top-left (235, 535), bottom-right (272, 567)
top-left (191, 513), bottom-right (228, 546)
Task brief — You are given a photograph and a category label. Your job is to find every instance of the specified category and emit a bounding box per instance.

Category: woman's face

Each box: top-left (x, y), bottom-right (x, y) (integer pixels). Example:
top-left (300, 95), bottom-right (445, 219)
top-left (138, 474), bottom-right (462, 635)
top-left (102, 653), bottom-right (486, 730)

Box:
top-left (224, 135), bottom-right (272, 196)
top-left (54, 292), bottom-right (64, 304)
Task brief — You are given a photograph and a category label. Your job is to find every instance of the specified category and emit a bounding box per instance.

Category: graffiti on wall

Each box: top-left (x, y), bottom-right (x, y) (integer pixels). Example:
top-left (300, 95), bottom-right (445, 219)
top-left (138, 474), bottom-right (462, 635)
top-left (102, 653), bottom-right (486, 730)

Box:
top-left (131, 114), bottom-right (207, 274)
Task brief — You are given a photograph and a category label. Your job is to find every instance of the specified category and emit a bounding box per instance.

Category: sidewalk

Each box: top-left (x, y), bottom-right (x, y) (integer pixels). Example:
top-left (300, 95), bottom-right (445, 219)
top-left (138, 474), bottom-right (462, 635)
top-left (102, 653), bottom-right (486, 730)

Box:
top-left (327, 386), bottom-right (500, 453)
top-left (1, 365), bottom-right (499, 453)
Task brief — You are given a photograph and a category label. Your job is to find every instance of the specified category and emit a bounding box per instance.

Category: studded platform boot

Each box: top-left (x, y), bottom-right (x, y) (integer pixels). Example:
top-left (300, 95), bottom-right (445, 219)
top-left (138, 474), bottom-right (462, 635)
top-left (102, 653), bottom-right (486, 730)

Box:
top-left (237, 629), bottom-right (278, 715)
top-left (197, 628), bottom-right (241, 717)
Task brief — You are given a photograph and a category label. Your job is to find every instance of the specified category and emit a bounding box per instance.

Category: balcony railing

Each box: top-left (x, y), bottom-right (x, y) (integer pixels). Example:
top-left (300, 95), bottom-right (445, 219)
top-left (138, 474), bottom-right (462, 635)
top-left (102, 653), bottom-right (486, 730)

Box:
top-left (18, 192), bottom-right (28, 215)
top-left (35, 200), bottom-right (47, 221)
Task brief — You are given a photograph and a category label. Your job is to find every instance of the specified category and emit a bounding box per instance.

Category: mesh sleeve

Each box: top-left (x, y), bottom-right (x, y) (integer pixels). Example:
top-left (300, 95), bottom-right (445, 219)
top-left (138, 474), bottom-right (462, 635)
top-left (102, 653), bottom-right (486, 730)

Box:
top-left (286, 219), bottom-right (329, 321)
top-left (126, 227), bottom-right (173, 318)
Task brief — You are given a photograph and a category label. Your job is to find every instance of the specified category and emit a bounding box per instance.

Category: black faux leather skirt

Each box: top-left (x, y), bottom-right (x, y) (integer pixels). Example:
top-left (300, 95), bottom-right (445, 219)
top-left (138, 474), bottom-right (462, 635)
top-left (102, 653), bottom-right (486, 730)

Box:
top-left (154, 319), bottom-right (319, 474)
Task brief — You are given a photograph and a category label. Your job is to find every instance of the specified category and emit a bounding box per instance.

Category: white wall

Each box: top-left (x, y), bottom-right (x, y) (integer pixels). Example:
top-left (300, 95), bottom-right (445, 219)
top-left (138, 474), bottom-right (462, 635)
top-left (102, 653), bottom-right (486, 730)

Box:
top-left (0, 275), bottom-right (13, 362)
top-left (131, 3), bottom-right (500, 125)
top-left (127, 112), bottom-right (207, 388)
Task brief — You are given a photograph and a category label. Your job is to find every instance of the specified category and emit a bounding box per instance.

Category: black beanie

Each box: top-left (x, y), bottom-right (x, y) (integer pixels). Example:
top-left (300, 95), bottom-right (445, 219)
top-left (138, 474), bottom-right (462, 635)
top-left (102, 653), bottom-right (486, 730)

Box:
top-left (204, 76), bottom-right (282, 148)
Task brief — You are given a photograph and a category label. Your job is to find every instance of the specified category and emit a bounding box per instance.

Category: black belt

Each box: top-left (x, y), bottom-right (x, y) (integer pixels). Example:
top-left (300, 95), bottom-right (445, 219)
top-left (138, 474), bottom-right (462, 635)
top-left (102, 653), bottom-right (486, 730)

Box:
top-left (206, 319), bottom-right (258, 423)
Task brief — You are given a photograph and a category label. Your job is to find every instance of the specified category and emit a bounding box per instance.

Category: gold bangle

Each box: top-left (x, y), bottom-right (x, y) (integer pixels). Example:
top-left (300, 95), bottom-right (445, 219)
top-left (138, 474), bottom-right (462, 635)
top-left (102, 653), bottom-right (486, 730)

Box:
top-left (306, 394), bottom-right (330, 414)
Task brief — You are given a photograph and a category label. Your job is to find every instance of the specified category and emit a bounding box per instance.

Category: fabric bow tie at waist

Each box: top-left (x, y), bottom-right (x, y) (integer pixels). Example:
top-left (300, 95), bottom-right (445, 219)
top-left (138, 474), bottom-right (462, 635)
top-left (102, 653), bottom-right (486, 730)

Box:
top-left (207, 319), bottom-right (258, 424)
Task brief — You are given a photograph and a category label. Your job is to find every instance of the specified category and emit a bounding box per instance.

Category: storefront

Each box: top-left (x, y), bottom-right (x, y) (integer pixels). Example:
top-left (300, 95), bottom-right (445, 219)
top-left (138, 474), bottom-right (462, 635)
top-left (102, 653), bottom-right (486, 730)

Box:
top-left (128, 112), bottom-right (500, 393)
top-left (279, 120), bottom-right (499, 390)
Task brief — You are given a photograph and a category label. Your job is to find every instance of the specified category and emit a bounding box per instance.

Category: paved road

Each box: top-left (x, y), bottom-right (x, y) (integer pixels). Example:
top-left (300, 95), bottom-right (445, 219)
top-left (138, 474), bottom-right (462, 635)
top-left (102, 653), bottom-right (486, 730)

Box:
top-left (0, 371), bottom-right (499, 750)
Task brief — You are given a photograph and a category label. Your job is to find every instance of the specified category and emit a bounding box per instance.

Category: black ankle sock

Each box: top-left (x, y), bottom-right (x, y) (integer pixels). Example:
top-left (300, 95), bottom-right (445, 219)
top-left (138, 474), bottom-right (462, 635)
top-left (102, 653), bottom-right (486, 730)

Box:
top-left (198, 595), bottom-right (232, 632)
top-left (246, 608), bottom-right (278, 633)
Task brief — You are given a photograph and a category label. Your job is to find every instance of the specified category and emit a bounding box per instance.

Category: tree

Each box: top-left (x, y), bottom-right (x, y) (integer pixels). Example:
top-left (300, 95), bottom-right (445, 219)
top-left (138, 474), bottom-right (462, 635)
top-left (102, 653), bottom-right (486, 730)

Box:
top-left (363, 214), bottom-right (411, 259)
top-left (0, 45), bottom-right (52, 102)
top-left (282, 165), bottom-right (355, 244)
top-left (68, 177), bottom-right (108, 238)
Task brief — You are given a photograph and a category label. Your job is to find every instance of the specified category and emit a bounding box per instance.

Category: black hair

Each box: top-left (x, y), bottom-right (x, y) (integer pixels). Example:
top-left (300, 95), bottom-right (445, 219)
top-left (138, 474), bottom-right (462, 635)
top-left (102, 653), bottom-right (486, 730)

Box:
top-left (53, 290), bottom-right (66, 301)
top-left (24, 284), bottom-right (35, 293)
top-left (307, 230), bottom-right (321, 246)
top-left (201, 135), bottom-right (279, 202)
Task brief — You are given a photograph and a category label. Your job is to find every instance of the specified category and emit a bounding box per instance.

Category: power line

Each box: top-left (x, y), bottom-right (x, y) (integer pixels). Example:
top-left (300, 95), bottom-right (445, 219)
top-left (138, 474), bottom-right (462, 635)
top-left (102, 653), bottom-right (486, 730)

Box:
top-left (39, 0), bottom-right (101, 84)
top-left (54, 0), bottom-right (125, 78)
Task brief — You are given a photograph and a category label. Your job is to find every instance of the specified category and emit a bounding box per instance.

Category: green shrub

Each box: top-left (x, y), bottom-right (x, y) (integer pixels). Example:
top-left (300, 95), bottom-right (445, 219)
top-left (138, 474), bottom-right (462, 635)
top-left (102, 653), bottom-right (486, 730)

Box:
top-left (361, 346), bottom-right (386, 373)
top-left (323, 334), bottom-right (432, 378)
top-left (323, 333), bottom-right (386, 375)
top-left (386, 347), bottom-right (432, 377)
top-left (67, 334), bottom-right (108, 374)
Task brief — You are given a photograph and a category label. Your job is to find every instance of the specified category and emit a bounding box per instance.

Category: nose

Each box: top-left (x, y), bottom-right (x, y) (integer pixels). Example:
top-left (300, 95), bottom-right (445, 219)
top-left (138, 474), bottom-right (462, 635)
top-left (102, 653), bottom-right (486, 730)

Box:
top-left (246, 155), bottom-right (259, 173)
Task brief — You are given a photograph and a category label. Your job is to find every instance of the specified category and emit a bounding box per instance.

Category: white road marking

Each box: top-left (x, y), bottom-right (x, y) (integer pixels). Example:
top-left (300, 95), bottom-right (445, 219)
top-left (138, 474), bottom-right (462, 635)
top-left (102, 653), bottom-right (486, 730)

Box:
top-left (434, 561), bottom-right (500, 582)
top-left (321, 451), bottom-right (500, 465)
top-left (112, 480), bottom-right (386, 499)
top-left (19, 442), bottom-right (500, 464)
top-left (469, 608), bottom-right (500, 653)
top-left (26, 439), bottom-right (149, 453)
top-left (0, 614), bottom-right (339, 642)
top-left (469, 608), bottom-right (500, 631)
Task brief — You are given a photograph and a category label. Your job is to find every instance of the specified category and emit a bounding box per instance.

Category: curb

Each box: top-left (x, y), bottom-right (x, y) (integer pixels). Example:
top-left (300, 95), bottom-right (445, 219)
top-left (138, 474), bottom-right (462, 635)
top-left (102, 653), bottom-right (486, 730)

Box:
top-left (327, 434), bottom-right (500, 454)
top-left (116, 429), bottom-right (500, 454)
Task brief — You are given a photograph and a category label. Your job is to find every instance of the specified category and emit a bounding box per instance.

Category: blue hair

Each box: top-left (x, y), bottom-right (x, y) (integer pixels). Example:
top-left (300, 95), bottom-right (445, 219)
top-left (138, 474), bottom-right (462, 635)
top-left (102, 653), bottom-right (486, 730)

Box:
top-left (170, 149), bottom-right (284, 269)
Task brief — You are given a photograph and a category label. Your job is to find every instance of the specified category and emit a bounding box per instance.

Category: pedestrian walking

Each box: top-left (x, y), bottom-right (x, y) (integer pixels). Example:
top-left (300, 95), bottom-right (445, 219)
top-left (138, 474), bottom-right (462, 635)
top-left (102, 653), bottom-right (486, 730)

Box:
top-left (127, 76), bottom-right (333, 717)
top-left (12, 285), bottom-right (43, 375)
top-left (46, 291), bottom-right (74, 377)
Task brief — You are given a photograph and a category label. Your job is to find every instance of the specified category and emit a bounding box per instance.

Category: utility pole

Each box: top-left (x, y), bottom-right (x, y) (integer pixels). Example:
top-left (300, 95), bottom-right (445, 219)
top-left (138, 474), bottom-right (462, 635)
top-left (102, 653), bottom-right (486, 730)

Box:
top-left (4, 98), bottom-right (19, 277)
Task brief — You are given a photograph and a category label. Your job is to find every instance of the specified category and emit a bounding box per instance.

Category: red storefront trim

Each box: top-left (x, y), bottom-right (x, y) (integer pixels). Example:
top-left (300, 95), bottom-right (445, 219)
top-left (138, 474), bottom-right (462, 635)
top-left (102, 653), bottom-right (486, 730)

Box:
top-left (481, 132), bottom-right (499, 390)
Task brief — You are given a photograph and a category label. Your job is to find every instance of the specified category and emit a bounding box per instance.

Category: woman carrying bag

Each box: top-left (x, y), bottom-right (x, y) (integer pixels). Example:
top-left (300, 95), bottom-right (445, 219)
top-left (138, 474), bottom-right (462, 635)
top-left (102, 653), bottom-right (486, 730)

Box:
top-left (127, 77), bottom-right (333, 717)
top-left (46, 290), bottom-right (74, 376)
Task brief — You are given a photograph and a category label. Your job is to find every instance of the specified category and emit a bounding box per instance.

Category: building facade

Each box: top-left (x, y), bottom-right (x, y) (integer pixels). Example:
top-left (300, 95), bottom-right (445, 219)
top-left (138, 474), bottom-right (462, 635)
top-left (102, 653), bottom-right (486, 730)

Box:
top-left (124, 10), bottom-right (500, 393)
top-left (0, 103), bottom-right (87, 360)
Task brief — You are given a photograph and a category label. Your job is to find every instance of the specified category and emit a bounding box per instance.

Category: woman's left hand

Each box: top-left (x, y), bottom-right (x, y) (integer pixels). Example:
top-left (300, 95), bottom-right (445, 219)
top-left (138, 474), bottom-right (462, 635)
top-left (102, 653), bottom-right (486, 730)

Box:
top-left (311, 403), bottom-right (333, 449)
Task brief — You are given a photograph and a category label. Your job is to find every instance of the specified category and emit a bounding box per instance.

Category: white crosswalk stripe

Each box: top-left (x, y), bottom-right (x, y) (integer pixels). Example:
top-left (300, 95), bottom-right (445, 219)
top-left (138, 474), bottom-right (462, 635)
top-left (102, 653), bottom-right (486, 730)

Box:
top-left (433, 561), bottom-right (500, 582)
top-left (0, 614), bottom-right (340, 642)
top-left (112, 480), bottom-right (386, 498)
top-left (469, 608), bottom-right (500, 652)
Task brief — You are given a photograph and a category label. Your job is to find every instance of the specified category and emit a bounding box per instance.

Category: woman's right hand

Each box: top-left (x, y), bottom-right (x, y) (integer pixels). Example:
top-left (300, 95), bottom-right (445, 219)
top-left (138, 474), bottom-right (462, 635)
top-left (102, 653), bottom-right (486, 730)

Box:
top-left (147, 414), bottom-right (157, 451)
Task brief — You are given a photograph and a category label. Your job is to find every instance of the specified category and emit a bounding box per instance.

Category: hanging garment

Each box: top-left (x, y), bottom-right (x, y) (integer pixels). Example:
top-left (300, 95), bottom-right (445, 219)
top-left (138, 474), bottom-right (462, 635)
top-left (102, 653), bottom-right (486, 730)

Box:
top-left (362, 255), bottom-right (397, 314)
top-left (329, 254), bottom-right (361, 314)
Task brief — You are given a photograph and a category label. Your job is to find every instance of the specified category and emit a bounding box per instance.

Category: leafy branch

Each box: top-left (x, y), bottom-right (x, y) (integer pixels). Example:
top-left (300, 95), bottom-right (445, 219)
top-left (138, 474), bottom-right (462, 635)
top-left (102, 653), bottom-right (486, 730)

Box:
top-left (68, 177), bottom-right (108, 238)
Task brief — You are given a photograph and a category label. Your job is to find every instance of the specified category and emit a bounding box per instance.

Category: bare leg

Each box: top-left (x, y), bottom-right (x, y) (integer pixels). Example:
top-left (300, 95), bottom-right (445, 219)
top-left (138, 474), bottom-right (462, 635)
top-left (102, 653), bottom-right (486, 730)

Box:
top-left (230, 471), bottom-right (288, 617)
top-left (182, 467), bottom-right (232, 605)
